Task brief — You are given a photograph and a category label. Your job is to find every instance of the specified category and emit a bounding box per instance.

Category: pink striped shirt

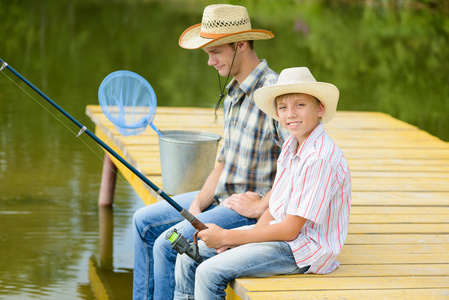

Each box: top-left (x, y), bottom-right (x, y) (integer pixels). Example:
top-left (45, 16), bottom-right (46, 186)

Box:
top-left (269, 124), bottom-right (351, 274)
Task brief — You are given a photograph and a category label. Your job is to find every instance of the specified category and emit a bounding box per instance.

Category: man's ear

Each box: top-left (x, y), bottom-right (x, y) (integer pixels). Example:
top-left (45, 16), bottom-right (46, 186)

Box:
top-left (238, 41), bottom-right (248, 51)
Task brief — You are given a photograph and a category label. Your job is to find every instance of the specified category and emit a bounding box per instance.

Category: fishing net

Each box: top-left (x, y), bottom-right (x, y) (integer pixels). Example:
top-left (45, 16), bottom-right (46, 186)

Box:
top-left (98, 70), bottom-right (162, 136)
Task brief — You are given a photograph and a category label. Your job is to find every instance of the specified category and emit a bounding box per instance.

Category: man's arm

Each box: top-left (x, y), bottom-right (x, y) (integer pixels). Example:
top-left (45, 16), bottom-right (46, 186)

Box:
top-left (189, 161), bottom-right (224, 215)
top-left (221, 189), bottom-right (271, 219)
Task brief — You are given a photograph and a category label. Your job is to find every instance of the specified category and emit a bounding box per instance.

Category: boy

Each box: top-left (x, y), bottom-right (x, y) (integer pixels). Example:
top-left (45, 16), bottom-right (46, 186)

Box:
top-left (174, 67), bottom-right (352, 299)
top-left (132, 4), bottom-right (288, 299)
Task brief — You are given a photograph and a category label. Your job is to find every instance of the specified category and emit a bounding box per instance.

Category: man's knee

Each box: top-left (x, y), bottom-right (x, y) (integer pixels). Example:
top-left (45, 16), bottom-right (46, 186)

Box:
top-left (132, 208), bottom-right (146, 239)
top-left (154, 232), bottom-right (175, 259)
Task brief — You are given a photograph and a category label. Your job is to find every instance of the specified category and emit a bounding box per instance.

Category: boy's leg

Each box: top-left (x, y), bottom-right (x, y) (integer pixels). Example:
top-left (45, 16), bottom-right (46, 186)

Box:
top-left (153, 206), bottom-right (258, 300)
top-left (132, 191), bottom-right (198, 300)
top-left (174, 242), bottom-right (218, 300)
top-left (196, 241), bottom-right (308, 299)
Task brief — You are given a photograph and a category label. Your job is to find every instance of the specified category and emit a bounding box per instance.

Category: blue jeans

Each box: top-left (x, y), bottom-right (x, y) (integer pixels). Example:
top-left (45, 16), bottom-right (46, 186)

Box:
top-left (132, 191), bottom-right (258, 300)
top-left (174, 236), bottom-right (310, 300)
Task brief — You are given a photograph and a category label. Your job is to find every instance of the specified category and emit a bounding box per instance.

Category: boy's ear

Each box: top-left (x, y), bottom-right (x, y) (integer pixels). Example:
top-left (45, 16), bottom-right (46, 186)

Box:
top-left (317, 102), bottom-right (325, 118)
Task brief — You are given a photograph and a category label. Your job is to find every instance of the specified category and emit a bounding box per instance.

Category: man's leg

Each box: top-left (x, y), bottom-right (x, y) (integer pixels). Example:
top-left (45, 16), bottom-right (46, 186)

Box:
top-left (132, 191), bottom-right (198, 300)
top-left (153, 206), bottom-right (258, 300)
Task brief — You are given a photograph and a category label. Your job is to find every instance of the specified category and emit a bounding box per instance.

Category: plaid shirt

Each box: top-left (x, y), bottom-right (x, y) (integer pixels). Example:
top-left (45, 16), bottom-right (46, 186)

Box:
top-left (215, 60), bottom-right (289, 201)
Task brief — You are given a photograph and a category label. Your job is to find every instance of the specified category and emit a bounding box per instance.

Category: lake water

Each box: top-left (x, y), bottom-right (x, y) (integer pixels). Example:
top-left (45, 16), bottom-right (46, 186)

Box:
top-left (0, 0), bottom-right (448, 299)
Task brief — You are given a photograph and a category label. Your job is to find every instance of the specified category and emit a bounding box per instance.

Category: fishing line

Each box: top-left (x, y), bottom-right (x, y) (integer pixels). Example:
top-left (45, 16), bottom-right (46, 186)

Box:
top-left (2, 61), bottom-right (208, 263)
top-left (1, 59), bottom-right (208, 264)
top-left (0, 69), bottom-right (129, 186)
top-left (2, 67), bottom-right (202, 259)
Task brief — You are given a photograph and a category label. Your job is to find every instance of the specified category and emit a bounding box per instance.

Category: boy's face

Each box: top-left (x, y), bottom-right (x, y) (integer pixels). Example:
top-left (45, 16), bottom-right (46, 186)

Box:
top-left (276, 93), bottom-right (325, 146)
top-left (203, 43), bottom-right (240, 77)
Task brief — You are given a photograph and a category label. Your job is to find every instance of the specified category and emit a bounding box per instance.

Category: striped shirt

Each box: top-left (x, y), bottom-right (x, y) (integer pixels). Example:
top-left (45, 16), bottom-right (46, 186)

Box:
top-left (214, 59), bottom-right (289, 201)
top-left (269, 124), bottom-right (351, 274)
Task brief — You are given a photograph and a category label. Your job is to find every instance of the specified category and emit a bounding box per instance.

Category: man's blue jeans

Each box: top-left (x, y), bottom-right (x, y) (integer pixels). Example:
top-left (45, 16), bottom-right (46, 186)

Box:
top-left (132, 191), bottom-right (258, 300)
top-left (174, 236), bottom-right (310, 300)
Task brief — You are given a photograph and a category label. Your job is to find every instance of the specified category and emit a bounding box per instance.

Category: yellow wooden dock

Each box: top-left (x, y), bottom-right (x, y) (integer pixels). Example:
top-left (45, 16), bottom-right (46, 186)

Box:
top-left (86, 105), bottom-right (449, 299)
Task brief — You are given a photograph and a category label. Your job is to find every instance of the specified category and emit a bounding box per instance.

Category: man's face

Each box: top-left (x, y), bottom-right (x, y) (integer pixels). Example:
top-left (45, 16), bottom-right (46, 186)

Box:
top-left (203, 43), bottom-right (239, 77)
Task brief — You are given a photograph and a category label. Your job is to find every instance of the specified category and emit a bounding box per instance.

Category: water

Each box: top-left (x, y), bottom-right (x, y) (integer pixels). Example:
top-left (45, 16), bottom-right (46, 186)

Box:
top-left (0, 0), bottom-right (448, 299)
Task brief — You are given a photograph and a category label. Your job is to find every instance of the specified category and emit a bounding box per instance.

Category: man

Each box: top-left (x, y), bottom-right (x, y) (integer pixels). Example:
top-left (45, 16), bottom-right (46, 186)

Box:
top-left (132, 4), bottom-right (288, 299)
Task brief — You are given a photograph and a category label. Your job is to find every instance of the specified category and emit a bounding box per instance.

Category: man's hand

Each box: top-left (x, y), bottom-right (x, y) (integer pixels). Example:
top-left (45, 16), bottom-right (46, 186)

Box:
top-left (221, 191), bottom-right (268, 218)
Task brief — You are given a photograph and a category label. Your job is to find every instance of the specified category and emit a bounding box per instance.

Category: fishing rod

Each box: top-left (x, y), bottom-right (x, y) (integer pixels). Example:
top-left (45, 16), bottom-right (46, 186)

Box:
top-left (0, 58), bottom-right (205, 263)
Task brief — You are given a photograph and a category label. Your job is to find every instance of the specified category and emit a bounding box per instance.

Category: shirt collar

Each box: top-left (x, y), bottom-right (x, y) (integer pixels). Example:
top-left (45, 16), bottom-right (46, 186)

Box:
top-left (226, 59), bottom-right (269, 96)
top-left (286, 123), bottom-right (325, 157)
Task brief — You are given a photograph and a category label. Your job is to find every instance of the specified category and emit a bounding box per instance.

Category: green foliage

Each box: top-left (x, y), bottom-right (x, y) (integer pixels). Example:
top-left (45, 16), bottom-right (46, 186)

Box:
top-left (1, 0), bottom-right (448, 138)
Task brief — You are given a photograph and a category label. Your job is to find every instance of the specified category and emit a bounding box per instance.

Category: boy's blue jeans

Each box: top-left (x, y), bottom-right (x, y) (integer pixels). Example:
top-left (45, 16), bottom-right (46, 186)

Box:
top-left (174, 237), bottom-right (310, 300)
top-left (132, 191), bottom-right (258, 300)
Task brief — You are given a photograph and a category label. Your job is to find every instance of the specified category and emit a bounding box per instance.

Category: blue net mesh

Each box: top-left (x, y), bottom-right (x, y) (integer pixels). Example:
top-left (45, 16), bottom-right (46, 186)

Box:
top-left (98, 70), bottom-right (162, 136)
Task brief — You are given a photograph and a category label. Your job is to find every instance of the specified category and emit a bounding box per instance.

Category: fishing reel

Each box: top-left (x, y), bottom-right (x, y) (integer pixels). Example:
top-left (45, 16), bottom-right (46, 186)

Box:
top-left (166, 228), bottom-right (203, 263)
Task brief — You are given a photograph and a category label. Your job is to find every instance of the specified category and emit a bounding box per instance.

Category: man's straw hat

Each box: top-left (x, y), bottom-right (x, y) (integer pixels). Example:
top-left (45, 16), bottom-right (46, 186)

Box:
top-left (179, 4), bottom-right (274, 49)
top-left (254, 67), bottom-right (340, 124)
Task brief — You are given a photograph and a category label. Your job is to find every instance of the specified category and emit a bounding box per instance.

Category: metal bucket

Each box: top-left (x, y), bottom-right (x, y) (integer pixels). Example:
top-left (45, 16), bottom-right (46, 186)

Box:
top-left (159, 130), bottom-right (222, 195)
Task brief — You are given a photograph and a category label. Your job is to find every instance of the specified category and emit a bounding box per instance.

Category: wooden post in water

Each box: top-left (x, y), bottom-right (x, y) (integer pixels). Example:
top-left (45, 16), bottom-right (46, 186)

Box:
top-left (99, 205), bottom-right (113, 270)
top-left (98, 154), bottom-right (117, 206)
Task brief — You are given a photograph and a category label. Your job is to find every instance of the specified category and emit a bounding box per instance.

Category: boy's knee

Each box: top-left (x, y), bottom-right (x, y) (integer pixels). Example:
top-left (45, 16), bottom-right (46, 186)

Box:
top-left (175, 252), bottom-right (193, 276)
top-left (196, 261), bottom-right (216, 282)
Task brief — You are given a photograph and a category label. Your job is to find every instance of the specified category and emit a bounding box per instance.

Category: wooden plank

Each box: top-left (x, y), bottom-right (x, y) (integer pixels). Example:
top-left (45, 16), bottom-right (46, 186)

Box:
top-left (352, 177), bottom-right (449, 192)
top-left (309, 264), bottom-right (449, 277)
top-left (348, 223), bottom-right (449, 234)
top-left (333, 138), bottom-right (449, 149)
top-left (245, 289), bottom-right (449, 300)
top-left (337, 253), bottom-right (449, 264)
top-left (340, 244), bottom-right (449, 254)
top-left (86, 106), bottom-right (449, 300)
top-left (349, 214), bottom-right (449, 224)
top-left (233, 276), bottom-right (449, 292)
top-left (95, 126), bottom-right (160, 205)
top-left (343, 148), bottom-right (449, 159)
top-left (351, 171), bottom-right (449, 178)
top-left (350, 206), bottom-right (449, 214)
top-left (352, 191), bottom-right (449, 206)
top-left (347, 158), bottom-right (449, 172)
top-left (344, 234), bottom-right (449, 245)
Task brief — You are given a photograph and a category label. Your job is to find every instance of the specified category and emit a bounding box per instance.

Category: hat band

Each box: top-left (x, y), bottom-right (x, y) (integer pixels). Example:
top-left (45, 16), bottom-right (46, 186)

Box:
top-left (200, 31), bottom-right (231, 39)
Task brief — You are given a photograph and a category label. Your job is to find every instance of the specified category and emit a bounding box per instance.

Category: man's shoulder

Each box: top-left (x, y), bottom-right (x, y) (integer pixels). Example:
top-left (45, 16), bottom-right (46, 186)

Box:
top-left (261, 68), bottom-right (279, 86)
top-left (253, 60), bottom-right (279, 88)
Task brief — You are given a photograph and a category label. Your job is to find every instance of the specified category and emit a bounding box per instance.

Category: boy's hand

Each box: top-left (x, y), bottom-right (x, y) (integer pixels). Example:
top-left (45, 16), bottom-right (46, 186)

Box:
top-left (221, 191), bottom-right (266, 218)
top-left (215, 245), bottom-right (236, 254)
top-left (198, 223), bottom-right (227, 250)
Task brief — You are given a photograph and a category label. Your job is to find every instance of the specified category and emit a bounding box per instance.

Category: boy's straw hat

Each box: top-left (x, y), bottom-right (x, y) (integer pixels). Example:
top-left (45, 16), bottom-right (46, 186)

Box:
top-left (179, 4), bottom-right (274, 49)
top-left (254, 67), bottom-right (339, 123)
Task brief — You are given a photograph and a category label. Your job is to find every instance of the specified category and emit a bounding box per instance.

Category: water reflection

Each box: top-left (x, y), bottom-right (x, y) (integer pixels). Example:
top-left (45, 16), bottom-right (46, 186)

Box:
top-left (0, 0), bottom-right (448, 299)
top-left (86, 206), bottom-right (133, 300)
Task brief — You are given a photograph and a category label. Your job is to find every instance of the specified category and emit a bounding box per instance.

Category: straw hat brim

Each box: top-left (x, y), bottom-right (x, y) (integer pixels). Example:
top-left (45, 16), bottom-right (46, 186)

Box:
top-left (179, 24), bottom-right (274, 49)
top-left (254, 82), bottom-right (340, 123)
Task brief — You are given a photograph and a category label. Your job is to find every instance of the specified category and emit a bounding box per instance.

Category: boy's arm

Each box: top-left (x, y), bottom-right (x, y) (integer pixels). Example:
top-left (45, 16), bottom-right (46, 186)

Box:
top-left (198, 213), bottom-right (307, 250)
top-left (253, 207), bottom-right (275, 228)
